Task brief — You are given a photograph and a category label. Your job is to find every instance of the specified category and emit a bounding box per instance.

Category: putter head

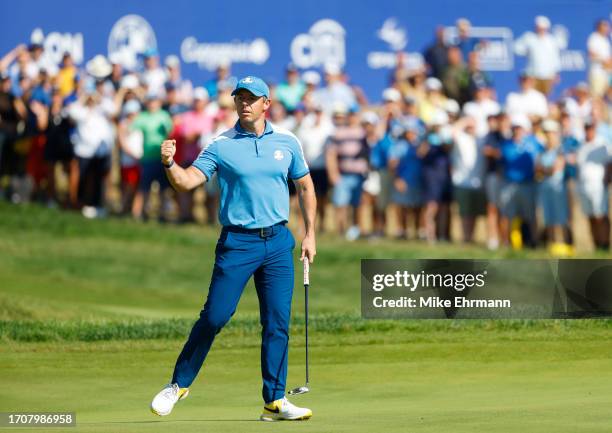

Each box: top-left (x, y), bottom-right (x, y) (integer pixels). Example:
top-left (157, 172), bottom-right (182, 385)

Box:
top-left (288, 386), bottom-right (310, 395)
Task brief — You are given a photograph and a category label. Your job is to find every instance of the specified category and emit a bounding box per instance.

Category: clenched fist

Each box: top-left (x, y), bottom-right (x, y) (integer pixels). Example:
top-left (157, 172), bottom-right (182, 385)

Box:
top-left (161, 139), bottom-right (176, 165)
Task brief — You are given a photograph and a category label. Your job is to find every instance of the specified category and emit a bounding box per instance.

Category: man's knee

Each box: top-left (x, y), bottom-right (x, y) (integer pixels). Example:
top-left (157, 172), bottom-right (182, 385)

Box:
top-left (198, 309), bottom-right (231, 333)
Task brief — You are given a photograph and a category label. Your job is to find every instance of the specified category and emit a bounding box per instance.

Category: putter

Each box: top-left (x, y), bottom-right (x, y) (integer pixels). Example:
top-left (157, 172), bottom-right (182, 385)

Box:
top-left (288, 259), bottom-right (310, 395)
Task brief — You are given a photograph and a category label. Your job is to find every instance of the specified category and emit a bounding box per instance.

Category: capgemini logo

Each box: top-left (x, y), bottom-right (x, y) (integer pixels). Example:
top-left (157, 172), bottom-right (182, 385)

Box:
top-left (108, 15), bottom-right (157, 71)
top-left (290, 19), bottom-right (346, 69)
top-left (181, 37), bottom-right (269, 70)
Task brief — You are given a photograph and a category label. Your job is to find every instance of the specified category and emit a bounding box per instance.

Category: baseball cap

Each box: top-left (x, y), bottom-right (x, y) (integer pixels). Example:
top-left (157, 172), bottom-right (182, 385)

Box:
top-left (382, 88), bottom-right (401, 103)
top-left (193, 86), bottom-right (209, 101)
top-left (425, 77), bottom-right (443, 91)
top-left (122, 99), bottom-right (141, 116)
top-left (143, 47), bottom-right (158, 58)
top-left (165, 55), bottom-right (180, 68)
top-left (535, 15), bottom-right (551, 29)
top-left (510, 114), bottom-right (531, 130)
top-left (542, 119), bottom-right (559, 132)
top-left (120, 74), bottom-right (140, 90)
top-left (362, 111), bottom-right (380, 125)
top-left (231, 76), bottom-right (270, 98)
top-left (430, 110), bottom-right (449, 126)
top-left (302, 70), bottom-right (321, 86)
top-left (444, 99), bottom-right (460, 115)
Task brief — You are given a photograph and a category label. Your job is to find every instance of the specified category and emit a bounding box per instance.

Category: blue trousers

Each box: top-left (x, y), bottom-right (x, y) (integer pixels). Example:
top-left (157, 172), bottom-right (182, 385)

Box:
top-left (172, 224), bottom-right (295, 403)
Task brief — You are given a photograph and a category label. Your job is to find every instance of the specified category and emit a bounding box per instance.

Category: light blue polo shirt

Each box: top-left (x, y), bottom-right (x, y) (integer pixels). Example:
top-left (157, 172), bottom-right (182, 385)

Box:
top-left (192, 121), bottom-right (309, 228)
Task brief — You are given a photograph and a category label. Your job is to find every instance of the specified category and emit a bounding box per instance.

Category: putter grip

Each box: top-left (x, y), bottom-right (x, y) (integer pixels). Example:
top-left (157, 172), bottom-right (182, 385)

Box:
top-left (303, 259), bottom-right (310, 286)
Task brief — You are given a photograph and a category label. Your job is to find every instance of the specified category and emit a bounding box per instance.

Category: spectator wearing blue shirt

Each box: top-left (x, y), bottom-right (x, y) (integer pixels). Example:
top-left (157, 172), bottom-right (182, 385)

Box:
top-left (363, 111), bottom-right (394, 238)
top-left (389, 117), bottom-right (424, 239)
top-left (419, 110), bottom-right (453, 243)
top-left (499, 115), bottom-right (543, 247)
top-left (275, 64), bottom-right (306, 113)
top-left (535, 120), bottom-right (570, 249)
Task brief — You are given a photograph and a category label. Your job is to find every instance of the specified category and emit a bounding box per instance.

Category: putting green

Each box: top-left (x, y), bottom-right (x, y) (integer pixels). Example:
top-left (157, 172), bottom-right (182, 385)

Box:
top-left (2, 203), bottom-right (612, 432)
top-left (2, 332), bottom-right (612, 433)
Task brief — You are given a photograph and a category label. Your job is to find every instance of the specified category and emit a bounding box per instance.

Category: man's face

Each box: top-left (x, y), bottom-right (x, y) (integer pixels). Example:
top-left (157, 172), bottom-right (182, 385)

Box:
top-left (234, 89), bottom-right (270, 123)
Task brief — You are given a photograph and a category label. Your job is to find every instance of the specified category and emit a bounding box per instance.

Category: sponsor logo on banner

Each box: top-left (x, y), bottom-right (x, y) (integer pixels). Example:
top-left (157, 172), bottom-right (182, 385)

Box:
top-left (290, 19), bottom-right (346, 69)
top-left (30, 28), bottom-right (83, 66)
top-left (514, 25), bottom-right (585, 71)
top-left (181, 37), bottom-right (269, 70)
top-left (444, 26), bottom-right (514, 71)
top-left (367, 18), bottom-right (424, 70)
top-left (108, 15), bottom-right (157, 71)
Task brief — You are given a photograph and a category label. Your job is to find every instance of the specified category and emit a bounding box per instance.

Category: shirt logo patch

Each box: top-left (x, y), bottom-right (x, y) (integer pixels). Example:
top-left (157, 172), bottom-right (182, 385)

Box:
top-left (274, 150), bottom-right (284, 160)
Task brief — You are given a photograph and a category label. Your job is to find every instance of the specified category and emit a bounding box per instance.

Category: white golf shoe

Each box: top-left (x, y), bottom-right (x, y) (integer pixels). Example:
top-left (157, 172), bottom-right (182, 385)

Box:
top-left (260, 396), bottom-right (312, 421)
top-left (150, 383), bottom-right (189, 416)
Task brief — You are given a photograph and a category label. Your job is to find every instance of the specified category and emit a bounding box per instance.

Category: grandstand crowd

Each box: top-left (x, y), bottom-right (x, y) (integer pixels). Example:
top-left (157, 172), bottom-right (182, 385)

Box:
top-left (0, 16), bottom-right (610, 252)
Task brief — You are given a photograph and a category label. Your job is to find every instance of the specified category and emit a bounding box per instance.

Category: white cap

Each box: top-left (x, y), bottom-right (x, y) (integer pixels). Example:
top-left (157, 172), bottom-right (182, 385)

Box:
top-left (122, 99), bottom-right (141, 116)
top-left (362, 111), bottom-right (380, 125)
top-left (302, 70), bottom-right (321, 86)
top-left (430, 110), bottom-right (449, 126)
top-left (425, 77), bottom-right (443, 91)
top-left (165, 55), bottom-right (180, 68)
top-left (86, 55), bottom-right (112, 79)
top-left (120, 74), bottom-right (140, 90)
top-left (542, 119), bottom-right (560, 132)
top-left (444, 98), bottom-right (460, 115)
top-left (109, 52), bottom-right (122, 65)
top-left (324, 63), bottom-right (342, 76)
top-left (456, 18), bottom-right (471, 29)
top-left (535, 15), bottom-right (551, 29)
top-left (193, 86), bottom-right (209, 101)
top-left (382, 87), bottom-right (401, 103)
top-left (332, 102), bottom-right (348, 115)
top-left (510, 114), bottom-right (531, 130)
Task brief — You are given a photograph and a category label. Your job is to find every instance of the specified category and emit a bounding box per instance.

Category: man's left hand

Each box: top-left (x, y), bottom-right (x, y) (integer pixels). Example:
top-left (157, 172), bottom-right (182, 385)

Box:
top-left (300, 234), bottom-right (316, 264)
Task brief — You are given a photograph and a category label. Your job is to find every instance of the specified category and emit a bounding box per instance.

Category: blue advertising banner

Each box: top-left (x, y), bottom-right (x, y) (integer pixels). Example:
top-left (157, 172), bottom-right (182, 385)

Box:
top-left (0, 0), bottom-right (608, 101)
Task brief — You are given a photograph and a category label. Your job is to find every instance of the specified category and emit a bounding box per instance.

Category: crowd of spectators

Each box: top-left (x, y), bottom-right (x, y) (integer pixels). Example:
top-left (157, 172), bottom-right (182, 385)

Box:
top-left (0, 16), bottom-right (610, 253)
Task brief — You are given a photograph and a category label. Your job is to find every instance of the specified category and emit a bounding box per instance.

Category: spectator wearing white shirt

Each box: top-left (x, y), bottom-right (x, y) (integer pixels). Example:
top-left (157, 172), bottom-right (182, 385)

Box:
top-left (165, 55), bottom-right (193, 106)
top-left (587, 19), bottom-right (611, 97)
top-left (505, 72), bottom-right (549, 122)
top-left (295, 104), bottom-right (335, 228)
top-left (576, 120), bottom-right (610, 250)
top-left (141, 48), bottom-right (167, 95)
top-left (313, 64), bottom-right (357, 114)
top-left (67, 92), bottom-right (115, 217)
top-left (462, 84), bottom-right (501, 137)
top-left (514, 16), bottom-right (566, 96)
top-left (451, 116), bottom-right (486, 242)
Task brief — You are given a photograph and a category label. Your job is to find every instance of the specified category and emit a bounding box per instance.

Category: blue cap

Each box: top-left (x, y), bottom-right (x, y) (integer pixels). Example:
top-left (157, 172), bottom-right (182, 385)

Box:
top-left (231, 76), bottom-right (269, 98)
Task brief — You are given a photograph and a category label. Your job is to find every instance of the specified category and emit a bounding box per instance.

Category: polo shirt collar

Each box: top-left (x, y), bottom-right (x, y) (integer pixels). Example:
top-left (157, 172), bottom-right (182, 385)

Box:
top-left (234, 120), bottom-right (273, 138)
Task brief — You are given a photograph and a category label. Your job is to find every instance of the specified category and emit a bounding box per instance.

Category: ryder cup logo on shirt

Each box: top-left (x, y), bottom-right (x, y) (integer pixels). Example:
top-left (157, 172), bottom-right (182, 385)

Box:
top-left (274, 150), bottom-right (284, 161)
top-left (108, 15), bottom-right (157, 71)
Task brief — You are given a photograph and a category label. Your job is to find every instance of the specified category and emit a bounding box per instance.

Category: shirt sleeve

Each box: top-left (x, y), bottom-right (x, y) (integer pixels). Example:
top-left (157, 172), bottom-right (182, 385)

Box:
top-left (191, 140), bottom-right (219, 181)
top-left (288, 137), bottom-right (310, 179)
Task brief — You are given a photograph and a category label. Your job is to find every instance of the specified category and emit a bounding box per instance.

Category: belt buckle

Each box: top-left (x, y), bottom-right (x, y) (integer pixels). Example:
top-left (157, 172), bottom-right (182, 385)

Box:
top-left (259, 226), bottom-right (272, 238)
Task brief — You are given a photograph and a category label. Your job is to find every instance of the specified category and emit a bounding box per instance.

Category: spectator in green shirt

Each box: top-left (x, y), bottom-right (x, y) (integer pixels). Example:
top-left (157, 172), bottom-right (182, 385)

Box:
top-left (132, 92), bottom-right (174, 220)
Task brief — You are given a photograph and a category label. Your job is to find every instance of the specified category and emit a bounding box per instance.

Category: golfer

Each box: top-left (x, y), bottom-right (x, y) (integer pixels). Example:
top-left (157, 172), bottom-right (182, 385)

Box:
top-left (150, 76), bottom-right (316, 421)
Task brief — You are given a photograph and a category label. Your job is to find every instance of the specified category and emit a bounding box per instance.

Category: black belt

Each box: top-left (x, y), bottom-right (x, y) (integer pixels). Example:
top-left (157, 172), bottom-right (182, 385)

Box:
top-left (222, 222), bottom-right (285, 238)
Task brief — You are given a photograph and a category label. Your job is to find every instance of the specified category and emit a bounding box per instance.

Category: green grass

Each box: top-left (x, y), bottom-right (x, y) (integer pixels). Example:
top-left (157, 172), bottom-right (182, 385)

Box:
top-left (1, 202), bottom-right (612, 432)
